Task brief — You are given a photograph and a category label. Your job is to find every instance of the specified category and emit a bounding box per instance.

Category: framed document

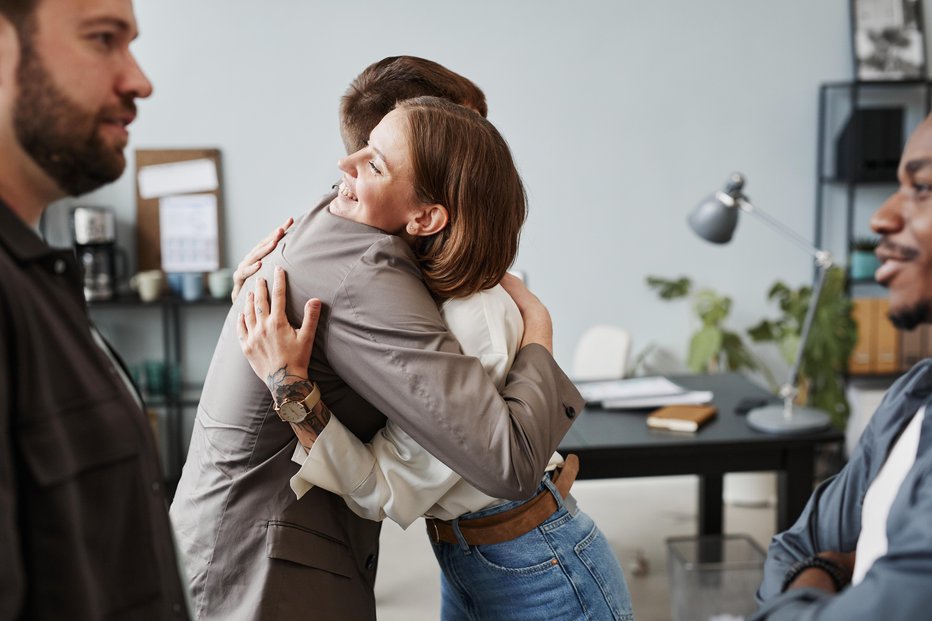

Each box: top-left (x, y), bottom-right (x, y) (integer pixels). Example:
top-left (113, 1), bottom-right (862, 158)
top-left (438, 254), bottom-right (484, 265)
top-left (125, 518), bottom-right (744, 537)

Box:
top-left (851, 0), bottom-right (927, 80)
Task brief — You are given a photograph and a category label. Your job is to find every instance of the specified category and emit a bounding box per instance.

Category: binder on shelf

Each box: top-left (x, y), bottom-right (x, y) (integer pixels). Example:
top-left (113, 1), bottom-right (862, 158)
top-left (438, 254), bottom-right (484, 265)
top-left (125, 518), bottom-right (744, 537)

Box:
top-left (874, 298), bottom-right (900, 373)
top-left (850, 297), bottom-right (902, 374)
top-left (850, 297), bottom-right (875, 374)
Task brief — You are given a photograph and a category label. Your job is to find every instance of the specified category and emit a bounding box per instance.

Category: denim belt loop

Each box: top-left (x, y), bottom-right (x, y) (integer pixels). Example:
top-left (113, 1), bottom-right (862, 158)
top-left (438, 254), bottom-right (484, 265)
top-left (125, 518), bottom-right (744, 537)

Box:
top-left (542, 472), bottom-right (566, 511)
top-left (450, 517), bottom-right (472, 554)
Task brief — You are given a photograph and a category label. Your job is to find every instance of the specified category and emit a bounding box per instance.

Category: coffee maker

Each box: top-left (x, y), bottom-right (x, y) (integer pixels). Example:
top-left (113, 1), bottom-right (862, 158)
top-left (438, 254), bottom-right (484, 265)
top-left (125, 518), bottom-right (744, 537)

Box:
top-left (72, 206), bottom-right (119, 301)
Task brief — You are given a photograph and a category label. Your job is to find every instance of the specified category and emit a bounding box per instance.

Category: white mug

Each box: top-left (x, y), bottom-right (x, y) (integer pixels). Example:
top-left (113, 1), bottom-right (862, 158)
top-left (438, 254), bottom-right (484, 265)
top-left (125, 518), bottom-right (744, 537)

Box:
top-left (208, 268), bottom-right (234, 300)
top-left (130, 270), bottom-right (164, 302)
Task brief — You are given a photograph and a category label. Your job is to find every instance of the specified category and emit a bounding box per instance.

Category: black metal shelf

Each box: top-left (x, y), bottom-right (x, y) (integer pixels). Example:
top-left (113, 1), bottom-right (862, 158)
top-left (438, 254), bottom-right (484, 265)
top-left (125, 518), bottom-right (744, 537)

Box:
top-left (814, 80), bottom-right (932, 268)
top-left (89, 294), bottom-right (230, 481)
top-left (89, 293), bottom-right (232, 308)
top-left (813, 80), bottom-right (930, 381)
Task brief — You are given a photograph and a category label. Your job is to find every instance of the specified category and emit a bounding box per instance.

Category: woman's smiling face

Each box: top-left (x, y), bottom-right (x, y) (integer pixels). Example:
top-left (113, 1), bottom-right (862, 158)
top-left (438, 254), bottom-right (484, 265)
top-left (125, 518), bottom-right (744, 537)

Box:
top-left (329, 108), bottom-right (421, 235)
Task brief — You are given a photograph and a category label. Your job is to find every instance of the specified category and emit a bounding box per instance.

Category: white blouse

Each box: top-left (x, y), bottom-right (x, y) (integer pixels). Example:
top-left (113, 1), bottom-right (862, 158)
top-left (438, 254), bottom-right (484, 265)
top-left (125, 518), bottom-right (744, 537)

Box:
top-left (288, 284), bottom-right (563, 528)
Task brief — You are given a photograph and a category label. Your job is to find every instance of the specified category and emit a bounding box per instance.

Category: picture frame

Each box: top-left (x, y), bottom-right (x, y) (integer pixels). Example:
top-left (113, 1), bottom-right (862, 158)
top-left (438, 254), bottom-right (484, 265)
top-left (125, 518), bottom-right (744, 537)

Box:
top-left (850, 0), bottom-right (927, 80)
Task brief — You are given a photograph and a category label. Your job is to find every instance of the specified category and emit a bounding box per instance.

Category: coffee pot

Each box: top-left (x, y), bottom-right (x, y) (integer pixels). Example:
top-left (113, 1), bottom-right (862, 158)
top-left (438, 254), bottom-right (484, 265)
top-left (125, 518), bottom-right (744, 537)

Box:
top-left (72, 206), bottom-right (123, 301)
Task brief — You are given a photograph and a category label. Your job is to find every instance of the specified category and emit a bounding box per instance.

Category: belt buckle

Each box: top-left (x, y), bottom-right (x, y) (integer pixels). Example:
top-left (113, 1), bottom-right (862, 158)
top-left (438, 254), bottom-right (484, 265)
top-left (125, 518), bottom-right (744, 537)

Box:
top-left (430, 519), bottom-right (441, 544)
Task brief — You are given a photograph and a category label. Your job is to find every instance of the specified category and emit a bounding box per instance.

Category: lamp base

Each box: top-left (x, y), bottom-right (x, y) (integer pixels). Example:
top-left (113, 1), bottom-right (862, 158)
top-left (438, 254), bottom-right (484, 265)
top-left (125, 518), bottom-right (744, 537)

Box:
top-left (746, 404), bottom-right (832, 435)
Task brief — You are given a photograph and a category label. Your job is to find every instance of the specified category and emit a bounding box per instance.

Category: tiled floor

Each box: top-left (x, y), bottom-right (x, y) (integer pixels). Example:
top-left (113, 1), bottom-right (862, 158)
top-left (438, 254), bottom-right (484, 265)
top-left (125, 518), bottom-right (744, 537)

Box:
top-left (375, 475), bottom-right (777, 621)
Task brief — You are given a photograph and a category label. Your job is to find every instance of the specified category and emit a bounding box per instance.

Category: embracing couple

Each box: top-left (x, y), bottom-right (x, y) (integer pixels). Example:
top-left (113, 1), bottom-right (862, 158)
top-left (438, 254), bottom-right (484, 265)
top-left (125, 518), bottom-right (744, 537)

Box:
top-left (169, 56), bottom-right (634, 621)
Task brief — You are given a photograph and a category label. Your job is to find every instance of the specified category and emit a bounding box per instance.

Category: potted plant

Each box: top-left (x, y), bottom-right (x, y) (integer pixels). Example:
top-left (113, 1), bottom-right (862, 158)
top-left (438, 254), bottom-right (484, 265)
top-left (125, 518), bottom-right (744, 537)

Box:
top-left (645, 276), bottom-right (776, 387)
top-left (647, 269), bottom-right (857, 430)
top-left (850, 237), bottom-right (880, 281)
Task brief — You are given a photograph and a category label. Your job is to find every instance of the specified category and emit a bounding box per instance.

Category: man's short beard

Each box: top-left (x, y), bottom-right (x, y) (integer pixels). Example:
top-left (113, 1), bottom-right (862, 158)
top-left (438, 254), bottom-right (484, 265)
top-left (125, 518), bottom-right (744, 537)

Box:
top-left (13, 26), bottom-right (127, 196)
top-left (888, 300), bottom-right (932, 331)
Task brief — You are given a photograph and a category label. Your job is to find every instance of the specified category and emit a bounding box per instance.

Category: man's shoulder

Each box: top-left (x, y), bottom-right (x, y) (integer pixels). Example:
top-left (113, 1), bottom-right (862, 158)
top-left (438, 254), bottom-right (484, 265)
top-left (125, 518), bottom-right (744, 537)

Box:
top-left (281, 207), bottom-right (419, 287)
top-left (860, 359), bottom-right (932, 445)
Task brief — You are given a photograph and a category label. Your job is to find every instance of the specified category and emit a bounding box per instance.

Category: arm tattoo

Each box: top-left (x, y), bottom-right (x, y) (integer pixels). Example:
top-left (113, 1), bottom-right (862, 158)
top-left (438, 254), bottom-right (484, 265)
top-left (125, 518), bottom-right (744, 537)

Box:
top-left (266, 365), bottom-right (312, 405)
top-left (292, 400), bottom-right (332, 448)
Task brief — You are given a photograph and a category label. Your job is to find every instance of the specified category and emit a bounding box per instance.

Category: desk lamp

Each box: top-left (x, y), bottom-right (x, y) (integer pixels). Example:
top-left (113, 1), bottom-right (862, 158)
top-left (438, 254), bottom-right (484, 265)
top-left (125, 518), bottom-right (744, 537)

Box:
top-left (688, 173), bottom-right (832, 434)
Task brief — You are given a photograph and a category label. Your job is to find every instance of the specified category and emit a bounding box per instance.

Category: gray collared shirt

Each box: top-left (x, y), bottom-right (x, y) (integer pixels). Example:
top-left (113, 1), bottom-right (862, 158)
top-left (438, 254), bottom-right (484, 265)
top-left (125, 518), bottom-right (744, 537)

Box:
top-left (753, 359), bottom-right (932, 620)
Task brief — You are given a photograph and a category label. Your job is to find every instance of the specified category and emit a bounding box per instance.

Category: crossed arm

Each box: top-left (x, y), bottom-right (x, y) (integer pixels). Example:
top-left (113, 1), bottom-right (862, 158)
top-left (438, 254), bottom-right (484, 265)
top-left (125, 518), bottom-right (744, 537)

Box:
top-left (752, 404), bottom-right (932, 620)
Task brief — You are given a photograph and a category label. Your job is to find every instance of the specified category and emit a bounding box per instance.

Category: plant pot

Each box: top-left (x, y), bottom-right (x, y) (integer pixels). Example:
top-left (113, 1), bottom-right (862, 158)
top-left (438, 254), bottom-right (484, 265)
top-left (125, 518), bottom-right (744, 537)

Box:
top-left (850, 251), bottom-right (880, 280)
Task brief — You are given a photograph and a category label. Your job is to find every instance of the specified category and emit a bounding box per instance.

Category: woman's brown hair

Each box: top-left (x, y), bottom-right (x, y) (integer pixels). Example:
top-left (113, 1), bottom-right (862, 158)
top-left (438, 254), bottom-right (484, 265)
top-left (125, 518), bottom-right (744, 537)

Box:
top-left (397, 96), bottom-right (527, 300)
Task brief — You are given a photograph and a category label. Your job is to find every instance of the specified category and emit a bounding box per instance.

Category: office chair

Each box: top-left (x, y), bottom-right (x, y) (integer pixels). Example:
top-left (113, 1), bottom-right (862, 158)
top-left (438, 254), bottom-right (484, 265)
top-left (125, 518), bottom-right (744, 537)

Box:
top-left (572, 325), bottom-right (632, 381)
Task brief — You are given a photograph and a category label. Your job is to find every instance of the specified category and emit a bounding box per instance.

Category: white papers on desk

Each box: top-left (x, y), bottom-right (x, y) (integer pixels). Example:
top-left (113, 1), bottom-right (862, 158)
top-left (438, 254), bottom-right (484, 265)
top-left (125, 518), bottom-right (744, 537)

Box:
top-left (578, 376), bottom-right (713, 410)
top-left (158, 193), bottom-right (219, 272)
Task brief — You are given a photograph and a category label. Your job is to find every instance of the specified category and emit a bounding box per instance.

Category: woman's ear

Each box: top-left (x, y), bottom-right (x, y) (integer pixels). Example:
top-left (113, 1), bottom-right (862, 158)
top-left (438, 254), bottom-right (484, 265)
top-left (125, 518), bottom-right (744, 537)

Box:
top-left (406, 204), bottom-right (449, 237)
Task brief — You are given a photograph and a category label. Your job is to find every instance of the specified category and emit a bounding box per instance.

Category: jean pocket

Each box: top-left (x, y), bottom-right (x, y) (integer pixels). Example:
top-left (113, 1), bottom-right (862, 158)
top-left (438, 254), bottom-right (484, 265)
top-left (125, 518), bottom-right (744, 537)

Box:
top-left (575, 525), bottom-right (634, 621)
top-left (472, 528), bottom-right (561, 574)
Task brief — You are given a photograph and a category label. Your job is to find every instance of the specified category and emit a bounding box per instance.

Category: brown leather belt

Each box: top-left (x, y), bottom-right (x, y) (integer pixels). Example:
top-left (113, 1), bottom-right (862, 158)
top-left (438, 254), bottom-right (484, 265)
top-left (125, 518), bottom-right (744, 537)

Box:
top-left (425, 454), bottom-right (579, 546)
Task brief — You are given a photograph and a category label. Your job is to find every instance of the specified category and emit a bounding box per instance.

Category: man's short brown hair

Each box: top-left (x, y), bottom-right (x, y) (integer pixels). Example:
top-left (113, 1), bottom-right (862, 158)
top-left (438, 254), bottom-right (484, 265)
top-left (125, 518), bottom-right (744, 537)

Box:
top-left (340, 56), bottom-right (487, 153)
top-left (0, 0), bottom-right (39, 33)
top-left (397, 97), bottom-right (525, 300)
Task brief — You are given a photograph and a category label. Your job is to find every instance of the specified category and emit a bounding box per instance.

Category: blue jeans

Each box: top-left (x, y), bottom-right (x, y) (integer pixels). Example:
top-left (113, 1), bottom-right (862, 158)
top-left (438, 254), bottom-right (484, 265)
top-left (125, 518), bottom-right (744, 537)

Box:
top-left (430, 476), bottom-right (634, 620)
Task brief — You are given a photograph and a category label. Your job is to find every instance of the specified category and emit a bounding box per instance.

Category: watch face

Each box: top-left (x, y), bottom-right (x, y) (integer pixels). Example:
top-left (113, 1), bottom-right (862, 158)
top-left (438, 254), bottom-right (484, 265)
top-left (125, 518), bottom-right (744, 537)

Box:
top-left (278, 401), bottom-right (308, 423)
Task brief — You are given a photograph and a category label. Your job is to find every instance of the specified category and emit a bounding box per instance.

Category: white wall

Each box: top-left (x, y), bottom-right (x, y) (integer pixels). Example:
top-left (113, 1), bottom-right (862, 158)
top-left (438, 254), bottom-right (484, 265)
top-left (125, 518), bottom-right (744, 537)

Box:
top-left (83, 0), bottom-right (924, 372)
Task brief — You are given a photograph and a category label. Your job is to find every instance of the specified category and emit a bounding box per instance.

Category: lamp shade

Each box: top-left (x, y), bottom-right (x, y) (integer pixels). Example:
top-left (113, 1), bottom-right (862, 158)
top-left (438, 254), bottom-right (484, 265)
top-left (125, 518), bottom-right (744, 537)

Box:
top-left (688, 195), bottom-right (739, 244)
top-left (687, 173), bottom-right (747, 244)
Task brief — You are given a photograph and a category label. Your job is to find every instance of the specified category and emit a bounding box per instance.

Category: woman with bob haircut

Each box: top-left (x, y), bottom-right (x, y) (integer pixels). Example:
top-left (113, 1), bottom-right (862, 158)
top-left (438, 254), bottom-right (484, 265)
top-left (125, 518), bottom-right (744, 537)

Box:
top-left (239, 97), bottom-right (634, 620)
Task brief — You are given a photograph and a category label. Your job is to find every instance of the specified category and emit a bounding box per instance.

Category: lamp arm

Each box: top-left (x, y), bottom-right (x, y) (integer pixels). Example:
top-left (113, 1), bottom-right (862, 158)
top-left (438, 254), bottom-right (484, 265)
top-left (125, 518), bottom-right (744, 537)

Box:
top-left (776, 254), bottom-right (832, 415)
top-left (736, 197), bottom-right (834, 416)
top-left (737, 198), bottom-right (825, 260)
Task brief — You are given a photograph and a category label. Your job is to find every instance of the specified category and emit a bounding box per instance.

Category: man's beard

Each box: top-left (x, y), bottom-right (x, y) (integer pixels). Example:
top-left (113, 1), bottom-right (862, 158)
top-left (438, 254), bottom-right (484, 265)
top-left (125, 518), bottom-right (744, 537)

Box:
top-left (13, 35), bottom-right (133, 196)
top-left (889, 300), bottom-right (932, 331)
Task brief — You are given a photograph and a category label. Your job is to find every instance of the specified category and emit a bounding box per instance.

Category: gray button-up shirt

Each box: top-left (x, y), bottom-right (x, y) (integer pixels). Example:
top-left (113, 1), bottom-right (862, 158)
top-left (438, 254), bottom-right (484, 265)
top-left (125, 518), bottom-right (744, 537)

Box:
top-left (754, 359), bottom-right (932, 620)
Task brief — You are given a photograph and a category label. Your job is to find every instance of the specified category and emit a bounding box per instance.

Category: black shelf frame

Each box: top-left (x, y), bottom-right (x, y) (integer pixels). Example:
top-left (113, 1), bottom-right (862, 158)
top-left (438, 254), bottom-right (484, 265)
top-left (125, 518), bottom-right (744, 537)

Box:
top-left (89, 294), bottom-right (230, 486)
top-left (813, 80), bottom-right (932, 278)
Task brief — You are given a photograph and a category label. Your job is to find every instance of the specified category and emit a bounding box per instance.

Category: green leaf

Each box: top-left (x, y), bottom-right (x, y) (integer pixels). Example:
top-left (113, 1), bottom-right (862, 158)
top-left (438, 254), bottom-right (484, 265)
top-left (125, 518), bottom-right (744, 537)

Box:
top-left (694, 290), bottom-right (731, 327)
top-left (768, 281), bottom-right (791, 301)
top-left (646, 276), bottom-right (691, 300)
top-left (722, 330), bottom-right (758, 372)
top-left (688, 326), bottom-right (722, 372)
top-left (747, 320), bottom-right (777, 342)
top-left (779, 333), bottom-right (801, 366)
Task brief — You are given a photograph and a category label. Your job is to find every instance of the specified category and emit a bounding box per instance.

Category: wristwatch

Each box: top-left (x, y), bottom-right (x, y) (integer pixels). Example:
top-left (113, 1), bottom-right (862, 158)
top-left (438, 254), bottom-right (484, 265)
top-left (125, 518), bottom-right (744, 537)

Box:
top-left (781, 555), bottom-right (850, 593)
top-left (274, 382), bottom-right (321, 423)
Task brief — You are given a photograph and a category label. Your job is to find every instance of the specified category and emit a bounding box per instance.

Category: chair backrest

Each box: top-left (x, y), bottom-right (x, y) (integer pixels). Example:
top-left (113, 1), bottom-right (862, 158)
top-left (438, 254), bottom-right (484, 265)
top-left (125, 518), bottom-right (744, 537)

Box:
top-left (572, 325), bottom-right (632, 381)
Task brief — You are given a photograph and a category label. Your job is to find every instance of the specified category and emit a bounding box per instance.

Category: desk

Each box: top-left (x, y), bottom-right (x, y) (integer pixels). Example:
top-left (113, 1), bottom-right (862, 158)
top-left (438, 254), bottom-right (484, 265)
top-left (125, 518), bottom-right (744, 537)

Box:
top-left (559, 373), bottom-right (843, 535)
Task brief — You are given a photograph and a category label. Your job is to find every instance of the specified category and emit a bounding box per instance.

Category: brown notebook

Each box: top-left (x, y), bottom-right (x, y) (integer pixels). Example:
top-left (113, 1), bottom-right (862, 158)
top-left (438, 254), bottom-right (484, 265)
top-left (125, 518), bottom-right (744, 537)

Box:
top-left (647, 405), bottom-right (718, 432)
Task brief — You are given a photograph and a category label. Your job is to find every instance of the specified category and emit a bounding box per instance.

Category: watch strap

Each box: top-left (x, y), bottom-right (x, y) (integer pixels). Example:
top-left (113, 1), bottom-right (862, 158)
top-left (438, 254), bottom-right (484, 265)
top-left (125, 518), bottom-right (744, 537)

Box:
top-left (274, 381), bottom-right (321, 419)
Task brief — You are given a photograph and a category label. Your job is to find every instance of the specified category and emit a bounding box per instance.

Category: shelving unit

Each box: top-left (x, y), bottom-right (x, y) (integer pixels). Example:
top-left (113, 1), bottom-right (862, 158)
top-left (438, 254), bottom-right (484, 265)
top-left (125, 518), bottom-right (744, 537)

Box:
top-left (814, 81), bottom-right (932, 379)
top-left (814, 80), bottom-right (932, 284)
top-left (89, 294), bottom-right (230, 488)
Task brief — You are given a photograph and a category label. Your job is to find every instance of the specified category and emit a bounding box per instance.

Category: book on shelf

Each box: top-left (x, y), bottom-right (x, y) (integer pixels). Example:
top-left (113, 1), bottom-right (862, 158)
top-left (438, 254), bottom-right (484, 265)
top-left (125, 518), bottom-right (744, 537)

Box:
top-left (577, 376), bottom-right (713, 410)
top-left (850, 297), bottom-right (903, 374)
top-left (646, 405), bottom-right (717, 432)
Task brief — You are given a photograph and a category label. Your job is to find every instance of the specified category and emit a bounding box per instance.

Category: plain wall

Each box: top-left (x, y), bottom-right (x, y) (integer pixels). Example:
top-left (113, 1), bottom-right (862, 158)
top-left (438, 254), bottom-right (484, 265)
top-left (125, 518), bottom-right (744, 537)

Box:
top-left (80, 0), bottom-right (931, 377)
